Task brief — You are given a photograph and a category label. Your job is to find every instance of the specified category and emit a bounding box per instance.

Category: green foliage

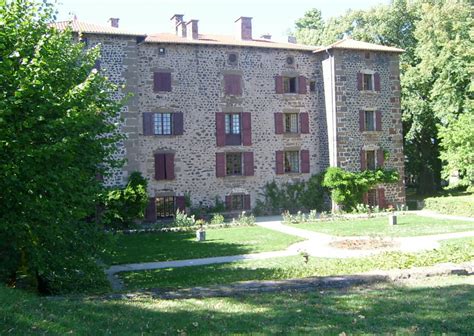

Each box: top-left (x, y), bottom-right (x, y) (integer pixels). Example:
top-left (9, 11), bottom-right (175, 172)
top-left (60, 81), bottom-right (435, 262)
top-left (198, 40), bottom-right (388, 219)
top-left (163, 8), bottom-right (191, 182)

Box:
top-left (0, 0), bottom-right (122, 293)
top-left (322, 167), bottom-right (399, 211)
top-left (173, 210), bottom-right (196, 227)
top-left (260, 173), bottom-right (327, 214)
top-left (103, 172), bottom-right (148, 229)
top-left (424, 194), bottom-right (474, 218)
top-left (210, 213), bottom-right (225, 225)
top-left (231, 211), bottom-right (256, 226)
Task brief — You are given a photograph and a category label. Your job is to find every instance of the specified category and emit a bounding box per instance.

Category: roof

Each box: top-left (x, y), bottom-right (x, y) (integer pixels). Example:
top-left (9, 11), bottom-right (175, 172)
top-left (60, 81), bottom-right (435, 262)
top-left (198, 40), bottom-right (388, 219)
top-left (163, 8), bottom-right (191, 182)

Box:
top-left (313, 38), bottom-right (404, 53)
top-left (51, 20), bottom-right (145, 37)
top-left (144, 33), bottom-right (318, 51)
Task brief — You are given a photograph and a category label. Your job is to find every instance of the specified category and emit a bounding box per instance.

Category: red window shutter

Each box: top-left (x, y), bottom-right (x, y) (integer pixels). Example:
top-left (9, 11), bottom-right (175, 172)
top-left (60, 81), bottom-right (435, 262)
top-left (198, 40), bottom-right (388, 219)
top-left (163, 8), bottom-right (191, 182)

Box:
top-left (274, 113), bottom-right (283, 134)
top-left (173, 113), bottom-right (184, 135)
top-left (225, 195), bottom-right (232, 210)
top-left (377, 188), bottom-right (386, 208)
top-left (300, 150), bottom-right (310, 173)
top-left (216, 152), bottom-right (226, 177)
top-left (145, 197), bottom-right (156, 222)
top-left (242, 112), bottom-right (252, 146)
top-left (359, 110), bottom-right (365, 132)
top-left (243, 152), bottom-right (254, 176)
top-left (275, 76), bottom-right (284, 94)
top-left (276, 151), bottom-right (284, 174)
top-left (224, 74), bottom-right (242, 95)
top-left (377, 149), bottom-right (385, 168)
top-left (143, 112), bottom-right (154, 135)
top-left (154, 72), bottom-right (171, 92)
top-left (375, 110), bottom-right (382, 131)
top-left (360, 149), bottom-right (367, 171)
top-left (374, 73), bottom-right (381, 91)
top-left (243, 195), bottom-right (251, 210)
top-left (175, 196), bottom-right (186, 212)
top-left (299, 113), bottom-right (309, 134)
top-left (357, 72), bottom-right (363, 91)
top-left (362, 193), bottom-right (369, 205)
top-left (165, 153), bottom-right (175, 180)
top-left (154, 153), bottom-right (166, 180)
top-left (216, 113), bottom-right (225, 147)
top-left (298, 76), bottom-right (307, 94)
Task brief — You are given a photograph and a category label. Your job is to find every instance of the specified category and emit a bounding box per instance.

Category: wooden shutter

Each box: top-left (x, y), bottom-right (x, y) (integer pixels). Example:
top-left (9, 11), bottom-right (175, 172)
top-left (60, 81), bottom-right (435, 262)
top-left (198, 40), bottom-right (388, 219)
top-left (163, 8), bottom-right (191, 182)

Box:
top-left (274, 113), bottom-right (283, 134)
top-left (216, 152), bottom-right (226, 177)
top-left (225, 195), bottom-right (232, 210)
top-left (175, 196), bottom-right (186, 212)
top-left (374, 73), bottom-right (381, 91)
top-left (243, 152), bottom-right (254, 176)
top-left (143, 112), bottom-right (154, 135)
top-left (276, 151), bottom-right (284, 174)
top-left (154, 153), bottom-right (166, 180)
top-left (224, 74), bottom-right (242, 96)
top-left (300, 150), bottom-right (310, 173)
top-left (362, 193), bottom-right (369, 205)
top-left (357, 72), bottom-right (363, 91)
top-left (243, 195), bottom-right (251, 210)
top-left (377, 148), bottom-right (385, 168)
top-left (145, 197), bottom-right (156, 222)
top-left (242, 112), bottom-right (252, 146)
top-left (375, 110), bottom-right (382, 131)
top-left (359, 110), bottom-right (365, 132)
top-left (216, 113), bottom-right (225, 147)
top-left (154, 72), bottom-right (171, 92)
top-left (360, 149), bottom-right (367, 171)
top-left (299, 113), bottom-right (309, 134)
top-left (173, 113), bottom-right (184, 135)
top-left (377, 188), bottom-right (386, 208)
top-left (275, 76), bottom-right (284, 94)
top-left (298, 76), bottom-right (307, 94)
top-left (165, 153), bottom-right (175, 180)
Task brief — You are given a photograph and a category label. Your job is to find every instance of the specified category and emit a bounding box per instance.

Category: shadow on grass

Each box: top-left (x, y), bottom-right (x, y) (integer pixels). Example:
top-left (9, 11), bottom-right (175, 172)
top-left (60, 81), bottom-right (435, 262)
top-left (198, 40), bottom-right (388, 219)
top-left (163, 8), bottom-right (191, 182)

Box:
top-left (2, 282), bottom-right (473, 334)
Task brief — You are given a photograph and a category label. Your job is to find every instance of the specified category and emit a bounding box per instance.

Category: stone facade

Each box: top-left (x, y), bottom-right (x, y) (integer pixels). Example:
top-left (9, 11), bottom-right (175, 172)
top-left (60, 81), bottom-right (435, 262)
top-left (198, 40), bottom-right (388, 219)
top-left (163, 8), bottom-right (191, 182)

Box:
top-left (71, 17), bottom-right (406, 216)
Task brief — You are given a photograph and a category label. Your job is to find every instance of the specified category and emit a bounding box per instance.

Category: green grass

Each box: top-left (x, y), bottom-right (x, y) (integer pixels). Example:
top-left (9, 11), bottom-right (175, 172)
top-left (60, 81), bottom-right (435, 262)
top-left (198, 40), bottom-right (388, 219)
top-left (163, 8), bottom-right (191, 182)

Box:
top-left (287, 214), bottom-right (474, 237)
top-left (106, 226), bottom-right (302, 265)
top-left (2, 276), bottom-right (473, 335)
top-left (120, 238), bottom-right (474, 290)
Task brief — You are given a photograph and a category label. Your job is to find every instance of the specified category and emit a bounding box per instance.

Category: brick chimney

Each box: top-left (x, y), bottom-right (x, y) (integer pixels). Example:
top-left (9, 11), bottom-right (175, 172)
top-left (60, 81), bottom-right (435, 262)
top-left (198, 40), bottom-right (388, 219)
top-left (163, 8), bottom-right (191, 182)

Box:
top-left (109, 18), bottom-right (119, 28)
top-left (235, 17), bottom-right (252, 40)
top-left (170, 14), bottom-right (184, 34)
top-left (177, 21), bottom-right (187, 38)
top-left (186, 20), bottom-right (199, 40)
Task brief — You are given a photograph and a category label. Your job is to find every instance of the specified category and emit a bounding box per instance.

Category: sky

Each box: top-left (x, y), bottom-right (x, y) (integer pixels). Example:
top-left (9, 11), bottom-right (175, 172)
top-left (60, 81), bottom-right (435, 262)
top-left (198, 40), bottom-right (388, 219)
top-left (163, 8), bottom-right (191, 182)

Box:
top-left (55, 0), bottom-right (388, 41)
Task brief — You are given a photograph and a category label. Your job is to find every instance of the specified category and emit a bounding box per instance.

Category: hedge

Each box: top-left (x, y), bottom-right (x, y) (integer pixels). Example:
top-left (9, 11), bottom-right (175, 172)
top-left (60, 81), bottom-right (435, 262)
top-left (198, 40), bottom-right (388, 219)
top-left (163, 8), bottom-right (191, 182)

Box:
top-left (423, 194), bottom-right (474, 217)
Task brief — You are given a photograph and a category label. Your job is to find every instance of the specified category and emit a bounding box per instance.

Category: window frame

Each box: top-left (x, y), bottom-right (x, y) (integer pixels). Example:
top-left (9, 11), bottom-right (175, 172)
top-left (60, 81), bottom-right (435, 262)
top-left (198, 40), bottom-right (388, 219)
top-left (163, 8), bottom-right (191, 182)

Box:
top-left (225, 152), bottom-right (243, 176)
top-left (284, 150), bottom-right (300, 173)
top-left (225, 113), bottom-right (241, 135)
top-left (153, 113), bottom-right (173, 135)
top-left (230, 194), bottom-right (244, 211)
top-left (284, 113), bottom-right (299, 134)
top-left (367, 189), bottom-right (377, 207)
top-left (366, 150), bottom-right (377, 171)
top-left (362, 73), bottom-right (374, 91)
top-left (283, 76), bottom-right (297, 93)
top-left (364, 110), bottom-right (376, 132)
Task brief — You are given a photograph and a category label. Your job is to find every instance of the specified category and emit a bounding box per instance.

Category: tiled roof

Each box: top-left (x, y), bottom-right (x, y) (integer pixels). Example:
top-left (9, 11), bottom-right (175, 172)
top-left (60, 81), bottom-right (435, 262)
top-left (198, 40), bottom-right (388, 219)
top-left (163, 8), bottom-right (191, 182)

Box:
top-left (51, 20), bottom-right (145, 36)
top-left (144, 33), bottom-right (318, 51)
top-left (313, 38), bottom-right (404, 53)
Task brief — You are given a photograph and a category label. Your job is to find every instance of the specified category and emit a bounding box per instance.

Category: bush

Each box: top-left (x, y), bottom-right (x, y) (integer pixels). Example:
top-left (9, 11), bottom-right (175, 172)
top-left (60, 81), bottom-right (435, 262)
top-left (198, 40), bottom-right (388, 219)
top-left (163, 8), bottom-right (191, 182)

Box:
top-left (424, 194), bottom-right (474, 217)
top-left (210, 213), bottom-right (225, 225)
top-left (232, 211), bottom-right (256, 226)
top-left (103, 172), bottom-right (148, 229)
top-left (173, 210), bottom-right (196, 227)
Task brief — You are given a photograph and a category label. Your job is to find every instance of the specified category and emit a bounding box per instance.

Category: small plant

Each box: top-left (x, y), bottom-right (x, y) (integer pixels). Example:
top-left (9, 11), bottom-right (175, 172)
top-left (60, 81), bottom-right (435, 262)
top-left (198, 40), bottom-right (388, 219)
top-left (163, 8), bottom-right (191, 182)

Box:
top-left (210, 213), bottom-right (225, 225)
top-left (173, 209), bottom-right (196, 227)
top-left (299, 250), bottom-right (310, 264)
top-left (232, 211), bottom-right (256, 226)
top-left (196, 219), bottom-right (206, 230)
top-left (307, 209), bottom-right (318, 222)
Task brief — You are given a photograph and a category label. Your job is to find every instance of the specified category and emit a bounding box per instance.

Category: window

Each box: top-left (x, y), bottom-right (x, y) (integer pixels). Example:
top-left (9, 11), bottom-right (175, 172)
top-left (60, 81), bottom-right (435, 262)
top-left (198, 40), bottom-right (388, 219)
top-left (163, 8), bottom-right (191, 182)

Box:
top-left (154, 153), bottom-right (175, 180)
top-left (226, 153), bottom-right (242, 176)
top-left (284, 113), bottom-right (299, 133)
top-left (153, 72), bottom-right (171, 92)
top-left (154, 113), bottom-right (172, 135)
top-left (284, 151), bottom-right (300, 173)
top-left (225, 114), bottom-right (241, 134)
top-left (366, 150), bottom-right (376, 171)
top-left (228, 53), bottom-right (238, 65)
top-left (224, 74), bottom-right (242, 95)
top-left (364, 111), bottom-right (375, 131)
top-left (225, 194), bottom-right (251, 211)
top-left (231, 195), bottom-right (244, 210)
top-left (367, 189), bottom-right (377, 207)
top-left (156, 196), bottom-right (175, 218)
top-left (309, 80), bottom-right (316, 92)
top-left (286, 56), bottom-right (294, 65)
top-left (158, 47), bottom-right (166, 55)
top-left (283, 76), bottom-right (297, 93)
top-left (363, 73), bottom-right (373, 91)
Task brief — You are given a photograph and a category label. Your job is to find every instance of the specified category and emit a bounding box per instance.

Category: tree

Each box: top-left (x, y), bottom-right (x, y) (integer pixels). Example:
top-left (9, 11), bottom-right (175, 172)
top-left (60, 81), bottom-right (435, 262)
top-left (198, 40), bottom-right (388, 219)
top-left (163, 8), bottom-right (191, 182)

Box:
top-left (0, 0), bottom-right (123, 293)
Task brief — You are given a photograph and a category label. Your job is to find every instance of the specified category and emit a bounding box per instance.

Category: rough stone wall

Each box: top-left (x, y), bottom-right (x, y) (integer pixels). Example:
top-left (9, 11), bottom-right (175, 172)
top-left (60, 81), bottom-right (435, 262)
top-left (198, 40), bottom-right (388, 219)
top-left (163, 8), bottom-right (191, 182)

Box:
top-left (132, 43), bottom-right (327, 208)
top-left (330, 49), bottom-right (405, 205)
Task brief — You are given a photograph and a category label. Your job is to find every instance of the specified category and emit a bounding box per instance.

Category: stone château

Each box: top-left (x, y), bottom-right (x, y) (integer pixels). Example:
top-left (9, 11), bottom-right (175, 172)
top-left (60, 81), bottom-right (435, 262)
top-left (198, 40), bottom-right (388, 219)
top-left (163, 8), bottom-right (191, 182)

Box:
top-left (53, 15), bottom-right (406, 219)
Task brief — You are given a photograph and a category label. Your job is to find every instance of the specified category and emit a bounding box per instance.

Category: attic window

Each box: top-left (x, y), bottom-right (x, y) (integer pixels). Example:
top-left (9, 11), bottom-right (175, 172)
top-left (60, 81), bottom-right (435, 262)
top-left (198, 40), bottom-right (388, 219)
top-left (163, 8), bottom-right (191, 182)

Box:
top-left (228, 53), bottom-right (238, 65)
top-left (158, 47), bottom-right (166, 56)
top-left (286, 56), bottom-right (294, 65)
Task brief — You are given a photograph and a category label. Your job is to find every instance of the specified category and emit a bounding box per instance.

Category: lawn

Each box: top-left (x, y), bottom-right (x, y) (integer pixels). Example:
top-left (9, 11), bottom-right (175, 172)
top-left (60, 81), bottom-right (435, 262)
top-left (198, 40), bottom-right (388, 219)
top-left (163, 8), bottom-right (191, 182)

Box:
top-left (287, 214), bottom-right (474, 237)
top-left (120, 237), bottom-right (474, 290)
top-left (106, 226), bottom-right (302, 265)
top-left (2, 276), bottom-right (473, 335)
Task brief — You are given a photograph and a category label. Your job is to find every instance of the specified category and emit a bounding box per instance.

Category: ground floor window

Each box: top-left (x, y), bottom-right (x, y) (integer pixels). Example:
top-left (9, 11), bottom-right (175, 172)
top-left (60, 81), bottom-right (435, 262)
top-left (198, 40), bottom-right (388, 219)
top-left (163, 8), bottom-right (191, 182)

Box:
top-left (367, 189), bottom-right (377, 207)
top-left (156, 196), bottom-right (175, 218)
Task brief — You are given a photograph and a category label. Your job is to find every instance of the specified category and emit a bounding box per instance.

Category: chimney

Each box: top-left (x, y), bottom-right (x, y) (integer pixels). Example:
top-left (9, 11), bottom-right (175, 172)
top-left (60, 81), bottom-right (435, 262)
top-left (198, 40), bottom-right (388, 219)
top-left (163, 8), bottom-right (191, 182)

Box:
top-left (235, 17), bottom-right (252, 40)
top-left (109, 18), bottom-right (119, 28)
top-left (186, 20), bottom-right (199, 40)
top-left (170, 14), bottom-right (184, 35)
top-left (260, 33), bottom-right (271, 40)
top-left (177, 21), bottom-right (187, 38)
top-left (287, 36), bottom-right (297, 44)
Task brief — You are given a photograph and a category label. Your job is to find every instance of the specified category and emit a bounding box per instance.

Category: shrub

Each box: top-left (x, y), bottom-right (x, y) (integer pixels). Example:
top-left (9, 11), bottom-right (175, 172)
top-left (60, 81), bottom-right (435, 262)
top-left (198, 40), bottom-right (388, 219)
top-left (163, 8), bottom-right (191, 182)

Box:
top-left (424, 194), bottom-right (474, 217)
top-left (232, 211), bottom-right (256, 226)
top-left (173, 210), bottom-right (196, 227)
top-left (210, 213), bottom-right (225, 225)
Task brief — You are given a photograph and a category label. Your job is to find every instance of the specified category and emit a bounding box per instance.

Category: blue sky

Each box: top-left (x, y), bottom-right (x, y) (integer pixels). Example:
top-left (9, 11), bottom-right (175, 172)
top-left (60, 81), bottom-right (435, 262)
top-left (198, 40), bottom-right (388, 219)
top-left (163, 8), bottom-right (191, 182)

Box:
top-left (55, 0), bottom-right (388, 41)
